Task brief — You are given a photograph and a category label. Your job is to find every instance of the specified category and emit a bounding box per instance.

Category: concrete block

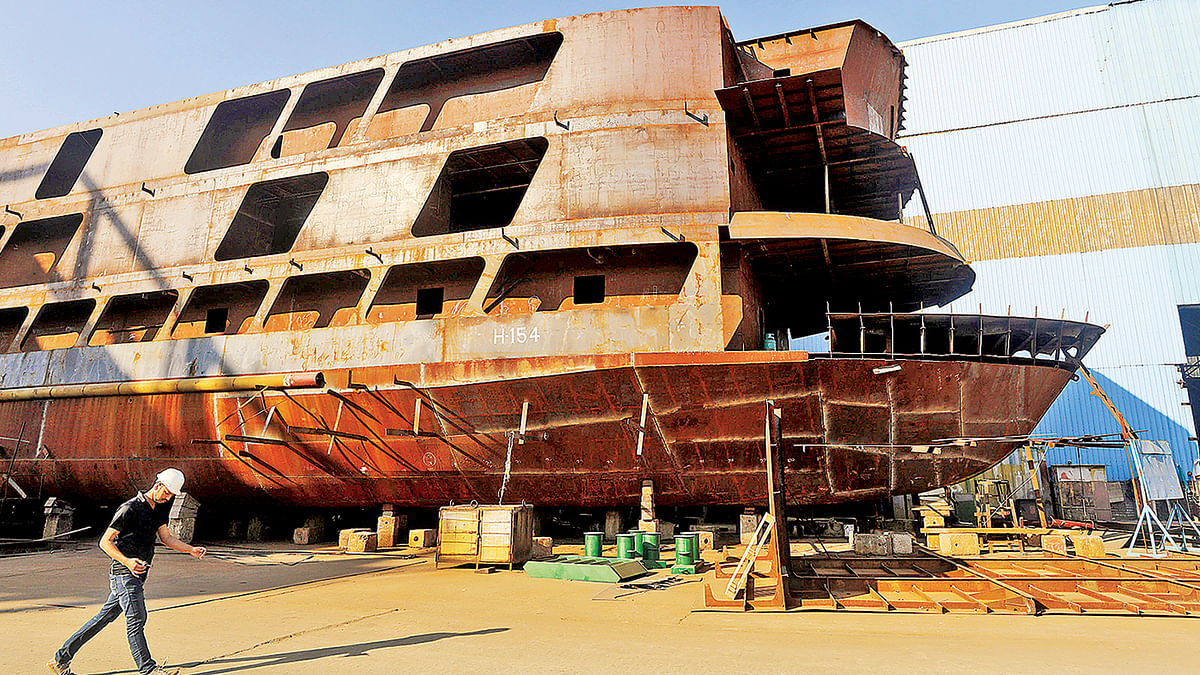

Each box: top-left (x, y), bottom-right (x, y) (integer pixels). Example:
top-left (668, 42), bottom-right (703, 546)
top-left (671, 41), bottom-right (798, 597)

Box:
top-left (293, 526), bottom-right (323, 545)
top-left (890, 532), bottom-right (913, 555)
top-left (377, 516), bottom-right (399, 548)
top-left (739, 512), bottom-right (760, 544)
top-left (1042, 534), bottom-right (1068, 554)
top-left (339, 527), bottom-right (371, 550)
top-left (168, 517), bottom-right (196, 543)
top-left (409, 528), bottom-right (436, 547)
top-left (169, 492), bottom-right (200, 519)
top-left (1070, 534), bottom-right (1105, 558)
top-left (853, 533), bottom-right (892, 556)
top-left (347, 531), bottom-right (378, 553)
top-left (532, 536), bottom-right (554, 558)
top-left (42, 513), bottom-right (75, 540)
top-left (604, 510), bottom-right (622, 541)
top-left (940, 532), bottom-right (981, 557)
top-left (694, 530), bottom-right (715, 551)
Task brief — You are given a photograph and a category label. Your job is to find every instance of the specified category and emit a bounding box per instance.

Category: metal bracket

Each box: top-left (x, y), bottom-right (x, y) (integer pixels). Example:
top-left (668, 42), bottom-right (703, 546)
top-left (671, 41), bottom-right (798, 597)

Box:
top-left (684, 101), bottom-right (709, 126)
top-left (660, 226), bottom-right (685, 242)
top-left (140, 182), bottom-right (155, 197)
top-left (554, 111), bottom-right (570, 130)
top-left (501, 228), bottom-right (519, 249)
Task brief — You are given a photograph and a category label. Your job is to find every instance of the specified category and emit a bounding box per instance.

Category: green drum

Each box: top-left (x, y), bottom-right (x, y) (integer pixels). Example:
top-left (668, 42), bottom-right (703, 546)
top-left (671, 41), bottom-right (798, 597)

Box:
top-left (630, 530), bottom-right (645, 556)
top-left (685, 532), bottom-right (701, 559)
top-left (584, 531), bottom-right (604, 558)
top-left (642, 532), bottom-right (661, 566)
top-left (617, 533), bottom-right (636, 559)
top-left (674, 534), bottom-right (696, 566)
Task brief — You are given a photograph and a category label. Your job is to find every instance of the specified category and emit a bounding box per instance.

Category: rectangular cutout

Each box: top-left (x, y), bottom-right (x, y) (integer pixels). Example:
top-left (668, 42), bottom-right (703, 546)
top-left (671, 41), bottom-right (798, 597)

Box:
top-left (214, 172), bottom-right (329, 261)
top-left (89, 290), bottom-right (179, 346)
top-left (0, 307), bottom-right (29, 352)
top-left (369, 257), bottom-right (484, 323)
top-left (264, 269), bottom-right (370, 332)
top-left (172, 281), bottom-right (269, 339)
top-left (0, 214), bottom-right (84, 289)
top-left (414, 287), bottom-right (445, 318)
top-left (373, 32), bottom-right (562, 135)
top-left (36, 129), bottom-right (103, 199)
top-left (184, 89), bottom-right (291, 174)
top-left (573, 275), bottom-right (605, 305)
top-left (486, 243), bottom-right (696, 314)
top-left (411, 138), bottom-right (548, 237)
top-left (275, 69), bottom-right (384, 157)
top-left (204, 308), bottom-right (228, 334)
top-left (22, 299), bottom-right (95, 352)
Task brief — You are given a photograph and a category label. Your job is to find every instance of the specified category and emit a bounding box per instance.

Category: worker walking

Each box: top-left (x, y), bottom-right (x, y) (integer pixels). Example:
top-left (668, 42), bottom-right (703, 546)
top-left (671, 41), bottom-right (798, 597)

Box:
top-left (47, 468), bottom-right (206, 675)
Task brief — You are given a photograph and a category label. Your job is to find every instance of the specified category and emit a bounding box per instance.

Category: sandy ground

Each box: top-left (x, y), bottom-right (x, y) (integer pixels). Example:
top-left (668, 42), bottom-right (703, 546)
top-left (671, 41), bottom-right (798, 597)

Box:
top-left (2, 542), bottom-right (1196, 674)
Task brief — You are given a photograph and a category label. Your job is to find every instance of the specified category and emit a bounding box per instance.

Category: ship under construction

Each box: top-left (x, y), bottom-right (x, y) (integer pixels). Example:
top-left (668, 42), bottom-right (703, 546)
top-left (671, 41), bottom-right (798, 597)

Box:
top-left (0, 7), bottom-right (1103, 510)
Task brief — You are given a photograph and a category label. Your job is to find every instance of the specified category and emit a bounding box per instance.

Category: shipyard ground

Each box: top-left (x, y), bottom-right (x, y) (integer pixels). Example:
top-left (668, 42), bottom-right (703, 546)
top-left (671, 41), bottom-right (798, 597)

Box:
top-left (2, 543), bottom-right (1193, 674)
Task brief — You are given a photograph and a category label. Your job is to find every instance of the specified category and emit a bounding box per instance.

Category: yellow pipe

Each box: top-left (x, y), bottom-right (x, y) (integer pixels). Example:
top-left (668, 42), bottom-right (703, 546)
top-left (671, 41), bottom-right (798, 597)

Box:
top-left (0, 372), bottom-right (325, 402)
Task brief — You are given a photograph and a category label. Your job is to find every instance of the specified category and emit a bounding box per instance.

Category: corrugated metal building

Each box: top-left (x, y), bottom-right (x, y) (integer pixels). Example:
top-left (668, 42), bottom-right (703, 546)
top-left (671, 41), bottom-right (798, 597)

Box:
top-left (895, 0), bottom-right (1200, 480)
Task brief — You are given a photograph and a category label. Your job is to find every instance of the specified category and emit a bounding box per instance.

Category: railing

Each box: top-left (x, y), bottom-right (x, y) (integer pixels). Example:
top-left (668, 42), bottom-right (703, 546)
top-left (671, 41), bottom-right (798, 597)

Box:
top-left (819, 309), bottom-right (1105, 367)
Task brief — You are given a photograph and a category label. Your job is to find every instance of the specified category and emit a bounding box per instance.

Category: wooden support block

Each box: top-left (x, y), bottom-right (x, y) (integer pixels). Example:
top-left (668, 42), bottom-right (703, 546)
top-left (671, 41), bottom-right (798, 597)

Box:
top-left (377, 516), bottom-right (399, 548)
top-left (695, 530), bottom-right (716, 551)
top-left (940, 532), bottom-right (981, 557)
top-left (409, 528), bottom-right (437, 547)
top-left (531, 536), bottom-right (554, 558)
top-left (347, 531), bottom-right (378, 553)
top-left (1071, 534), bottom-right (1105, 558)
top-left (339, 527), bottom-right (371, 550)
top-left (1042, 534), bottom-right (1067, 554)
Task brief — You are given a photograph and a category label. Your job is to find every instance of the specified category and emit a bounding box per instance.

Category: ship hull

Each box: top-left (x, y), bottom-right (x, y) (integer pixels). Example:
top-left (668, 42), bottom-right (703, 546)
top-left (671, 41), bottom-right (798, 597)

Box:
top-left (0, 352), bottom-right (1071, 508)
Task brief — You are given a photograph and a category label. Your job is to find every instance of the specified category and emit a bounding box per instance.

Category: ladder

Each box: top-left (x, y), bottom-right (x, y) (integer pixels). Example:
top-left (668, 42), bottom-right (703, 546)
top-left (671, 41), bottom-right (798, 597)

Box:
top-left (723, 511), bottom-right (776, 600)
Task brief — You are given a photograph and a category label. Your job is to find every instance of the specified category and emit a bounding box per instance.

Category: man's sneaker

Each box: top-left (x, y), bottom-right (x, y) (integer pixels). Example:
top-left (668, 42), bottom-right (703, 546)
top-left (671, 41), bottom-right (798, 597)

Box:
top-left (45, 660), bottom-right (74, 675)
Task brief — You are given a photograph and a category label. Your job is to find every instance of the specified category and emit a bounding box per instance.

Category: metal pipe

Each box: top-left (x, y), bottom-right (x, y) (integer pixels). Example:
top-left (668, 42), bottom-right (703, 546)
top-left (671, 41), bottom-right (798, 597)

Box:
top-left (0, 372), bottom-right (324, 402)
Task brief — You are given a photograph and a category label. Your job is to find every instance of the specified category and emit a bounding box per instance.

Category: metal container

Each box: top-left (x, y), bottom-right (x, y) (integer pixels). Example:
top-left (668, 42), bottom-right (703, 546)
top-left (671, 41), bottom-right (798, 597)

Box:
top-left (617, 533), bottom-right (636, 559)
top-left (674, 534), bottom-right (695, 566)
top-left (584, 531), bottom-right (604, 558)
top-left (630, 530), bottom-right (644, 556)
top-left (642, 532), bottom-right (660, 566)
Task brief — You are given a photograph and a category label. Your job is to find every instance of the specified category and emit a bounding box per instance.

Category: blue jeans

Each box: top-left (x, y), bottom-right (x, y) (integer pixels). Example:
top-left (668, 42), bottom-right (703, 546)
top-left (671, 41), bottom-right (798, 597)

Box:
top-left (55, 573), bottom-right (158, 674)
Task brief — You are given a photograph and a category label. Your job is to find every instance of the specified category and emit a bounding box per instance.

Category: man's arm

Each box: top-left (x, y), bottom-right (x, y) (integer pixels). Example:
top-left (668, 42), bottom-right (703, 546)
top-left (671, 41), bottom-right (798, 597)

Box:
top-left (99, 527), bottom-right (148, 574)
top-left (157, 524), bottom-right (206, 559)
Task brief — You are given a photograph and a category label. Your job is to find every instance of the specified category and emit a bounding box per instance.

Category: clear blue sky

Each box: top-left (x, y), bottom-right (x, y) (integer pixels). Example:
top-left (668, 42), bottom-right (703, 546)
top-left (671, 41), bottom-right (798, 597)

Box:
top-left (1, 0), bottom-right (1096, 140)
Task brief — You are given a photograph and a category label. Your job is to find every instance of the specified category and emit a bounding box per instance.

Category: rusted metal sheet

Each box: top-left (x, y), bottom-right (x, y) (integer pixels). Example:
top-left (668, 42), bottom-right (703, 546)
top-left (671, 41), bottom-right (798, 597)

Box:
top-left (3, 348), bottom-right (1081, 508)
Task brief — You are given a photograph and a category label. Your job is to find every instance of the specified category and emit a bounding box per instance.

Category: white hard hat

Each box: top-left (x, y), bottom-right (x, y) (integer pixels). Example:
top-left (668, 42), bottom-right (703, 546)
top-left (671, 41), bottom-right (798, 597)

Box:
top-left (156, 468), bottom-right (185, 495)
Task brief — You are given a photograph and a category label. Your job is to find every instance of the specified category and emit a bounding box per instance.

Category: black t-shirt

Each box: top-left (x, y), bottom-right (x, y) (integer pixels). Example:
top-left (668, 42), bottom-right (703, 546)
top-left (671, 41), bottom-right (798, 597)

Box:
top-left (108, 492), bottom-right (174, 576)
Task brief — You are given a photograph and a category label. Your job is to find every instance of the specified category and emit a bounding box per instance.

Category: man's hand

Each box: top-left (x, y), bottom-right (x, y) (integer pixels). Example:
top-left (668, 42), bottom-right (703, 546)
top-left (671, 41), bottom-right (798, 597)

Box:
top-left (190, 546), bottom-right (207, 560)
top-left (126, 558), bottom-right (149, 575)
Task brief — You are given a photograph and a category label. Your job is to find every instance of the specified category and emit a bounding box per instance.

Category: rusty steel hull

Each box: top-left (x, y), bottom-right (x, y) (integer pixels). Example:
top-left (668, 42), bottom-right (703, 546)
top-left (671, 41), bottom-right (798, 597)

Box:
top-left (0, 352), bottom-right (1072, 508)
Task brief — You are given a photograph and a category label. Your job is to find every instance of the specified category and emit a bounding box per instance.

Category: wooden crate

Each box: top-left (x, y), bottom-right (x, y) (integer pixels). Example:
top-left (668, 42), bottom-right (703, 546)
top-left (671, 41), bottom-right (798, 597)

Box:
top-left (436, 504), bottom-right (533, 569)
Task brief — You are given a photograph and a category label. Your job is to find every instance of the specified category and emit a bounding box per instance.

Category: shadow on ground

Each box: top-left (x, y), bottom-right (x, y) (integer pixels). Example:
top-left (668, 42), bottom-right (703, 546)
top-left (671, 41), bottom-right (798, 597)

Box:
top-left (93, 629), bottom-right (509, 674)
